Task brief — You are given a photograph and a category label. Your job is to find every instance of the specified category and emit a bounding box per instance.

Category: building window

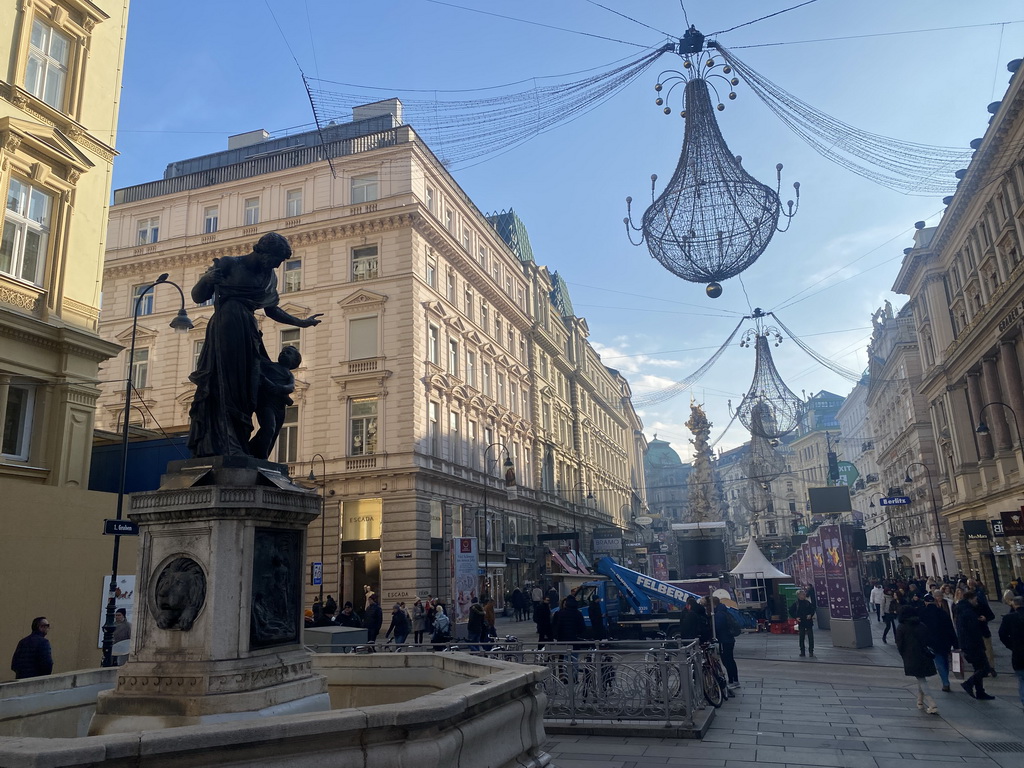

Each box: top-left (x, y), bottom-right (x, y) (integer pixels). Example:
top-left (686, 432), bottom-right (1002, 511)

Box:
top-left (478, 245), bottom-right (487, 270)
top-left (445, 209), bottom-right (454, 231)
top-left (282, 259), bottom-right (302, 293)
top-left (132, 283), bottom-right (154, 316)
top-left (276, 405), bottom-right (299, 463)
top-left (349, 315), bottom-right (378, 360)
top-left (497, 372), bottom-right (506, 406)
top-left (2, 178), bottom-right (52, 285)
top-left (446, 269), bottom-right (456, 302)
top-left (468, 419), bottom-right (478, 469)
top-left (286, 189), bottom-right (303, 217)
top-left (482, 362), bottom-right (491, 397)
top-left (426, 186), bottom-right (435, 213)
top-left (2, 384), bottom-right (34, 460)
top-left (203, 206), bottom-right (219, 234)
top-left (351, 174), bottom-right (379, 204)
top-left (449, 410), bottom-right (460, 463)
top-left (426, 253), bottom-right (437, 288)
top-left (280, 328), bottom-right (301, 356)
top-left (480, 301), bottom-right (489, 334)
top-left (244, 197), bottom-right (261, 226)
top-left (495, 316), bottom-right (503, 343)
top-left (193, 340), bottom-right (205, 371)
top-left (448, 339), bottom-right (459, 376)
top-left (428, 401), bottom-right (440, 455)
top-left (25, 20), bottom-right (69, 110)
top-left (510, 382), bottom-right (518, 414)
top-left (427, 324), bottom-right (440, 365)
top-left (129, 348), bottom-right (149, 390)
top-left (352, 245), bottom-right (378, 281)
top-left (466, 350), bottom-right (476, 387)
top-left (507, 328), bottom-right (515, 354)
top-left (464, 287), bottom-right (474, 320)
top-left (136, 217), bottom-right (159, 246)
top-left (461, 227), bottom-right (471, 250)
top-left (350, 397), bottom-right (378, 455)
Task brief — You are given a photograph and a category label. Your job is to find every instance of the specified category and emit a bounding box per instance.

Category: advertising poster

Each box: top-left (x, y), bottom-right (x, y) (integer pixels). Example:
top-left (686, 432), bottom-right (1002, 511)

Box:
top-left (807, 534), bottom-right (828, 609)
top-left (819, 524), bottom-right (851, 619)
top-left (651, 553), bottom-right (669, 581)
top-left (97, 575), bottom-right (136, 647)
top-left (840, 523), bottom-right (868, 619)
top-left (794, 549), bottom-right (806, 590)
top-left (451, 537), bottom-right (478, 622)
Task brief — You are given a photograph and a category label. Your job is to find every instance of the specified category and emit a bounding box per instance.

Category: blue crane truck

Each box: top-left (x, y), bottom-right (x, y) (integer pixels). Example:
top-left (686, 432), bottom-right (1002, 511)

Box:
top-left (575, 556), bottom-right (710, 639)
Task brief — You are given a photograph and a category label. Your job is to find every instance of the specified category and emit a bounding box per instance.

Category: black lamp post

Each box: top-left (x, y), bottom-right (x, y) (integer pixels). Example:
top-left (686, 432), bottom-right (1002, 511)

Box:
top-left (482, 442), bottom-right (515, 600)
top-left (307, 453), bottom-right (327, 604)
top-left (102, 274), bottom-right (192, 668)
top-left (976, 401), bottom-right (1024, 453)
top-left (904, 462), bottom-right (949, 578)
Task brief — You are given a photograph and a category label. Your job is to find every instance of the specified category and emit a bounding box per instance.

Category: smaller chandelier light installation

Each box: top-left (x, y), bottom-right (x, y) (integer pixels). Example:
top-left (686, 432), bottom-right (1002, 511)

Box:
top-left (734, 310), bottom-right (803, 440)
top-left (625, 29), bottom-right (799, 298)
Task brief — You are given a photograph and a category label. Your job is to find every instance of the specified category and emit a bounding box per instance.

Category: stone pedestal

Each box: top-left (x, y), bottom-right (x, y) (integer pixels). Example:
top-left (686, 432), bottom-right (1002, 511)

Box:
top-left (89, 457), bottom-right (329, 735)
top-left (830, 617), bottom-right (873, 648)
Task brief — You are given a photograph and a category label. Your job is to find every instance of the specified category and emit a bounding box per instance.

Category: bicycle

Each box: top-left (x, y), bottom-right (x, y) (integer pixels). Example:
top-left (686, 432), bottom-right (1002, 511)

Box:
top-left (699, 641), bottom-right (729, 707)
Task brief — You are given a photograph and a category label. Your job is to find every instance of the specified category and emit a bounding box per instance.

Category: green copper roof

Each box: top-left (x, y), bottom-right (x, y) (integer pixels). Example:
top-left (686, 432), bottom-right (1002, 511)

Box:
top-left (550, 271), bottom-right (574, 318)
top-left (485, 209), bottom-right (535, 263)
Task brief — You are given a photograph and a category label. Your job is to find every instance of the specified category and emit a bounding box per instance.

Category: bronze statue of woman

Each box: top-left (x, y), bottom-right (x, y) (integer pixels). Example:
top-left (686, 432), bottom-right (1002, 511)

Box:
top-left (187, 232), bottom-right (321, 458)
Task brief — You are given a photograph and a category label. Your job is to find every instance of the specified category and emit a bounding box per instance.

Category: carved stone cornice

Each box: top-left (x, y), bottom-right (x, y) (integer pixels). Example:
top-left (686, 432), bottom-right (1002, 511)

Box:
top-left (104, 214), bottom-right (419, 281)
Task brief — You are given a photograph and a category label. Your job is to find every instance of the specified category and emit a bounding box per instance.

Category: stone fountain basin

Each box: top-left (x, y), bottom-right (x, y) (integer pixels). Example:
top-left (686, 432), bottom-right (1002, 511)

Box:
top-left (0, 652), bottom-right (550, 768)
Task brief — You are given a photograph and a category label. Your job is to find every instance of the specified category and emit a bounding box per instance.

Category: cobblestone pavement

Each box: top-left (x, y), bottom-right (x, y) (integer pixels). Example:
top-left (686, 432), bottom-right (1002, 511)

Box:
top-left (492, 606), bottom-right (1024, 768)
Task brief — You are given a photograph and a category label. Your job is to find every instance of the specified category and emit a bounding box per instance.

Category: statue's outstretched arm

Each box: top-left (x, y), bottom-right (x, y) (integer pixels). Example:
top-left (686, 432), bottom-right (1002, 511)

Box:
top-left (265, 305), bottom-right (323, 328)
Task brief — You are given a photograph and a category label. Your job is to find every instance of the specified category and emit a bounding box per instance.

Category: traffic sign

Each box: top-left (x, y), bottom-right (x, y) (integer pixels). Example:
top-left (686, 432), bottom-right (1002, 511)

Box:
top-left (879, 496), bottom-right (910, 506)
top-left (311, 562), bottom-right (323, 586)
top-left (103, 519), bottom-right (139, 536)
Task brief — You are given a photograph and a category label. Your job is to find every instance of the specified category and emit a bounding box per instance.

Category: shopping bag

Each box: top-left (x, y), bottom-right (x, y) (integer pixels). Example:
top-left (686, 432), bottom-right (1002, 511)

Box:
top-left (951, 651), bottom-right (964, 679)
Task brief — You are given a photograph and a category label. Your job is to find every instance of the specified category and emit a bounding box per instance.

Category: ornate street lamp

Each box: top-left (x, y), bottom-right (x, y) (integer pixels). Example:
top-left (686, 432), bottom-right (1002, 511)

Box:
top-left (976, 401), bottom-right (1024, 453)
top-left (904, 462), bottom-right (948, 578)
top-left (307, 453), bottom-right (328, 605)
top-left (482, 443), bottom-right (515, 600)
top-left (102, 274), bottom-right (192, 668)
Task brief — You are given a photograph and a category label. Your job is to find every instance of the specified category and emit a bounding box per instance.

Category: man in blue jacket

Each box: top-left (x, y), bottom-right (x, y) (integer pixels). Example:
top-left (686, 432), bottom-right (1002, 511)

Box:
top-left (10, 617), bottom-right (53, 679)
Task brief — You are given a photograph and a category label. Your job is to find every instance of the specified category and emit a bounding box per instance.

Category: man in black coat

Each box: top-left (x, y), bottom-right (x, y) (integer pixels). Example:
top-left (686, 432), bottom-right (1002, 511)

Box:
top-left (10, 617), bottom-right (53, 679)
top-left (554, 596), bottom-right (587, 642)
top-left (678, 596), bottom-right (711, 644)
top-left (955, 593), bottom-right (995, 699)
top-left (588, 596), bottom-right (605, 640)
top-left (364, 594), bottom-right (383, 643)
top-left (790, 590), bottom-right (816, 657)
top-left (998, 595), bottom-right (1024, 708)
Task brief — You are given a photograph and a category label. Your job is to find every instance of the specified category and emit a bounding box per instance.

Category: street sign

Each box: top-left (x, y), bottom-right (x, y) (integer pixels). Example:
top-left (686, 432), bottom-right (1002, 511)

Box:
top-left (395, 551), bottom-right (413, 559)
top-left (311, 562), bottom-right (323, 586)
top-left (103, 519), bottom-right (139, 536)
top-left (879, 496), bottom-right (910, 506)
top-left (634, 515), bottom-right (654, 526)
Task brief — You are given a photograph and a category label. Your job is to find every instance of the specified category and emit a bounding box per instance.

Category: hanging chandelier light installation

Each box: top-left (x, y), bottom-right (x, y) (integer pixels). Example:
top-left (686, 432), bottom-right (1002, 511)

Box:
top-left (625, 28), bottom-right (799, 298)
top-left (734, 309), bottom-right (803, 439)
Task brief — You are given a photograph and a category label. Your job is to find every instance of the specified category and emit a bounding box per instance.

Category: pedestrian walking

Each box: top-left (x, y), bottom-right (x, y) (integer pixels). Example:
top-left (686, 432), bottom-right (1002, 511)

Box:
top-left (467, 601), bottom-right (486, 650)
top-left (790, 590), bottom-right (816, 657)
top-left (712, 596), bottom-right (740, 689)
top-left (535, 596), bottom-right (554, 643)
top-left (955, 591), bottom-right (995, 699)
top-left (384, 603), bottom-right (410, 645)
top-left (554, 596), bottom-right (587, 642)
top-left (531, 584), bottom-right (543, 615)
top-left (921, 592), bottom-right (957, 692)
top-left (895, 606), bottom-right (939, 714)
top-left (997, 595), bottom-right (1024, 708)
top-left (364, 594), bottom-right (383, 643)
top-left (412, 597), bottom-right (427, 644)
top-left (10, 617), bottom-right (53, 679)
top-left (869, 583), bottom-right (885, 622)
top-left (882, 591), bottom-right (899, 643)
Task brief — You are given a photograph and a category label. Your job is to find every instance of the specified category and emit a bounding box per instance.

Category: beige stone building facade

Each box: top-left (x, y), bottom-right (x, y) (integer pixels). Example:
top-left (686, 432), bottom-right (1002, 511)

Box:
top-left (1, 0), bottom-right (133, 676)
top-left (96, 100), bottom-right (646, 612)
top-left (893, 59), bottom-right (1024, 589)
top-left (863, 302), bottom-right (955, 579)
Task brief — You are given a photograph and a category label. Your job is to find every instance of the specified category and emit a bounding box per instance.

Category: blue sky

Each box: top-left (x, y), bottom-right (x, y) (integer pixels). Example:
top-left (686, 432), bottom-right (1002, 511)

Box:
top-left (112, 1), bottom-right (1024, 458)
